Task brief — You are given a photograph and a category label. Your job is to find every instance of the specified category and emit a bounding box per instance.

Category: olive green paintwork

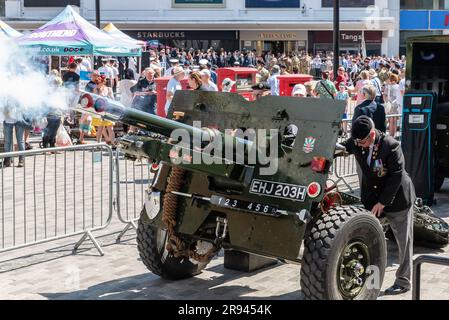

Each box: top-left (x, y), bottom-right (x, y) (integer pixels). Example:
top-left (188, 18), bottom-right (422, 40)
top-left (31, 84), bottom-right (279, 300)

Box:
top-left (120, 91), bottom-right (345, 262)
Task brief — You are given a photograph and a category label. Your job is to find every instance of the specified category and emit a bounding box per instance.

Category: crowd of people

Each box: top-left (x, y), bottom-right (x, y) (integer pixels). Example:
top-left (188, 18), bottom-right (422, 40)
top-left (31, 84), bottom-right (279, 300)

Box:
top-left (1, 46), bottom-right (407, 168)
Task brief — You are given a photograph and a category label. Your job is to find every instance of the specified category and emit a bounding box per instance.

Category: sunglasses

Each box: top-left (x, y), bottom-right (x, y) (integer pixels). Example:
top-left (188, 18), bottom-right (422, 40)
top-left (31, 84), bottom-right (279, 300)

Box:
top-left (355, 132), bottom-right (372, 145)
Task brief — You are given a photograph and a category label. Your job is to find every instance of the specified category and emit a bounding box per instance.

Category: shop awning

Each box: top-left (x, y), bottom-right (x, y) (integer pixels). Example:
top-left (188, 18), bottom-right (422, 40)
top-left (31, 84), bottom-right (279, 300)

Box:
top-left (17, 5), bottom-right (141, 57)
top-left (0, 19), bottom-right (22, 40)
top-left (102, 22), bottom-right (146, 47)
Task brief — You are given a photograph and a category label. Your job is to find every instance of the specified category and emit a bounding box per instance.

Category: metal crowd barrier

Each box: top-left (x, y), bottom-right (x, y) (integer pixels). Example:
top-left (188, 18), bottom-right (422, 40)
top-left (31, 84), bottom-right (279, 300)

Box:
top-left (412, 255), bottom-right (449, 300)
top-left (0, 144), bottom-right (114, 256)
top-left (114, 153), bottom-right (154, 243)
top-left (0, 122), bottom-right (4, 152)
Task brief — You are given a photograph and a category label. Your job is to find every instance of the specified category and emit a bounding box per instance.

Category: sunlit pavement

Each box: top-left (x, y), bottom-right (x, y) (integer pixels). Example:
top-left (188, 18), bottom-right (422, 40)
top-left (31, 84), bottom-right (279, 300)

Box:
top-left (0, 140), bottom-right (448, 300)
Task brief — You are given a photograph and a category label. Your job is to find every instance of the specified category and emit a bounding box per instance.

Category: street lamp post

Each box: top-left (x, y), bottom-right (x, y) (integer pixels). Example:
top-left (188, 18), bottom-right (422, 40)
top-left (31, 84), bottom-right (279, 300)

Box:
top-left (333, 0), bottom-right (340, 80)
top-left (95, 0), bottom-right (101, 29)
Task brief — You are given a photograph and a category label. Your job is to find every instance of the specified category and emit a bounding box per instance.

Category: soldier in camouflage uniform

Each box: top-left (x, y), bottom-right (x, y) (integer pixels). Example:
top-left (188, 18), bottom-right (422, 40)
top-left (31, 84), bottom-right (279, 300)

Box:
top-left (300, 53), bottom-right (312, 75)
top-left (285, 55), bottom-right (293, 73)
top-left (256, 60), bottom-right (271, 83)
top-left (268, 57), bottom-right (278, 72)
top-left (291, 53), bottom-right (300, 74)
top-left (378, 62), bottom-right (390, 85)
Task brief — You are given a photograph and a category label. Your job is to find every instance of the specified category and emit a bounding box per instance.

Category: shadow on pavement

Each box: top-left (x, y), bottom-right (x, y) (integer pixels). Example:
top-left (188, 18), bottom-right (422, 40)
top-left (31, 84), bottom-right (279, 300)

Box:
top-left (40, 261), bottom-right (302, 300)
top-left (0, 230), bottom-right (135, 274)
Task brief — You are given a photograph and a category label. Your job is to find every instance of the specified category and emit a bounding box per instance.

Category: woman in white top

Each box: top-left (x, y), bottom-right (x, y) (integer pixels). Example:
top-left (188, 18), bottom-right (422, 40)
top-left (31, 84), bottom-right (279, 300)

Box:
top-left (383, 73), bottom-right (401, 138)
top-left (118, 69), bottom-right (137, 108)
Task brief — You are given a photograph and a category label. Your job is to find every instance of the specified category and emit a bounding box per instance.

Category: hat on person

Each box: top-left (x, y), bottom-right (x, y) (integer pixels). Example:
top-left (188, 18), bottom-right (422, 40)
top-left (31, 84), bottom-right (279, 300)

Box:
top-left (169, 58), bottom-right (179, 64)
top-left (291, 84), bottom-right (307, 97)
top-left (233, 61), bottom-right (240, 66)
top-left (222, 78), bottom-right (236, 91)
top-left (199, 69), bottom-right (211, 77)
top-left (251, 82), bottom-right (271, 90)
top-left (351, 116), bottom-right (374, 140)
top-left (368, 69), bottom-right (378, 78)
top-left (172, 66), bottom-right (184, 77)
top-left (199, 59), bottom-right (209, 66)
top-left (272, 65), bottom-right (281, 73)
top-left (279, 63), bottom-right (287, 69)
top-left (183, 60), bottom-right (191, 66)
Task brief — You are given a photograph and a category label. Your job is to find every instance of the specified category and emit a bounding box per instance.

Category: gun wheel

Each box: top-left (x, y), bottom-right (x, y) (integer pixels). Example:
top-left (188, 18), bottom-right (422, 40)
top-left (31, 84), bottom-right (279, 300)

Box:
top-left (137, 215), bottom-right (214, 280)
top-left (300, 206), bottom-right (387, 300)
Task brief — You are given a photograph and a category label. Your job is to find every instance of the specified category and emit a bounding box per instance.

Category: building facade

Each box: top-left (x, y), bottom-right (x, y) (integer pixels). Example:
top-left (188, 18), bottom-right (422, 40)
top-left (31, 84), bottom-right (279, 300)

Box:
top-left (400, 0), bottom-right (449, 55)
top-left (2, 0), bottom-right (399, 56)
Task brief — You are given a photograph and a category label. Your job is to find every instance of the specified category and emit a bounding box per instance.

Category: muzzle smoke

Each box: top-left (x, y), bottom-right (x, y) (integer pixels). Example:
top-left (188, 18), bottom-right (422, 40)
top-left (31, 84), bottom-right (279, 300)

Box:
top-left (0, 39), bottom-right (72, 123)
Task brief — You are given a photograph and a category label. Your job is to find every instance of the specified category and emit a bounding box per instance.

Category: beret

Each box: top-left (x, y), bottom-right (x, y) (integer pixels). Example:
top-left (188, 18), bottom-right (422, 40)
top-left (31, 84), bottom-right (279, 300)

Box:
top-left (351, 116), bottom-right (374, 140)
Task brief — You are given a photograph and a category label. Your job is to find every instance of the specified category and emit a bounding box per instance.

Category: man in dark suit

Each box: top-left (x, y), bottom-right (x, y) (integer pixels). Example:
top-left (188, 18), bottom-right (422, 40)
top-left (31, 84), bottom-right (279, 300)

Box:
top-left (342, 116), bottom-right (415, 295)
top-left (353, 84), bottom-right (386, 133)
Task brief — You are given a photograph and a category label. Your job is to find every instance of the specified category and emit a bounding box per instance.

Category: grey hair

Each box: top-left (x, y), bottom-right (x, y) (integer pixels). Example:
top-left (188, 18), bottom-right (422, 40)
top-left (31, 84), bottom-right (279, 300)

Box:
top-left (362, 84), bottom-right (377, 101)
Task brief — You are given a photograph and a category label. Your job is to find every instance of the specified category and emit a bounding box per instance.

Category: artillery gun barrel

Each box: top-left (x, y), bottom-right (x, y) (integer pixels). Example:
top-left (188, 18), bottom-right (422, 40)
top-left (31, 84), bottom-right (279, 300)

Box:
top-left (75, 91), bottom-right (254, 156)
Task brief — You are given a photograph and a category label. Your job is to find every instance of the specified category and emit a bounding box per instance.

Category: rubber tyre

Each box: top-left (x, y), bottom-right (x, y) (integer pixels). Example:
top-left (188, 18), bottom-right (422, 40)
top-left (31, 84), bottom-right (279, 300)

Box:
top-left (136, 215), bottom-right (213, 280)
top-left (300, 206), bottom-right (387, 300)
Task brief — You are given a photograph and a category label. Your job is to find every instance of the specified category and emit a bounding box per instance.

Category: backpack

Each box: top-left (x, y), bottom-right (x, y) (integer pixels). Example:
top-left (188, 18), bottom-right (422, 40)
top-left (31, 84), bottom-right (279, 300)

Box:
top-left (373, 103), bottom-right (387, 133)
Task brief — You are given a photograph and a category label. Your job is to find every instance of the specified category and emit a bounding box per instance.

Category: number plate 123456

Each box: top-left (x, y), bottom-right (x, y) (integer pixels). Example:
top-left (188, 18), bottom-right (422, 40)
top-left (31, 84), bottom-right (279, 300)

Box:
top-left (210, 195), bottom-right (279, 216)
top-left (249, 179), bottom-right (307, 202)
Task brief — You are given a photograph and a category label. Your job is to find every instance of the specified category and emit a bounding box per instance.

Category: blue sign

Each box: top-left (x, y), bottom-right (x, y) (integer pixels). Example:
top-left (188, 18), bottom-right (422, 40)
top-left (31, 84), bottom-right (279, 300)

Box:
top-left (80, 70), bottom-right (91, 81)
top-left (148, 40), bottom-right (159, 48)
top-left (429, 11), bottom-right (449, 29)
top-left (245, 0), bottom-right (300, 8)
top-left (400, 11), bottom-right (429, 30)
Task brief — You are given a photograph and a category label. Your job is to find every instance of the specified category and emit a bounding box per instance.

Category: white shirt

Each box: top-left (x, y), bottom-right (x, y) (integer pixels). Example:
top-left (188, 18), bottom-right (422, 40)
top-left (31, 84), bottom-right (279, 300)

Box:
top-left (119, 79), bottom-right (137, 107)
top-left (111, 66), bottom-right (119, 80)
top-left (202, 81), bottom-right (218, 92)
top-left (268, 73), bottom-right (280, 96)
top-left (367, 144), bottom-right (374, 166)
top-left (98, 66), bottom-right (114, 80)
top-left (165, 67), bottom-right (174, 77)
top-left (371, 77), bottom-right (383, 98)
top-left (165, 77), bottom-right (182, 114)
top-left (75, 63), bottom-right (88, 75)
top-left (81, 59), bottom-right (92, 72)
top-left (3, 103), bottom-right (17, 124)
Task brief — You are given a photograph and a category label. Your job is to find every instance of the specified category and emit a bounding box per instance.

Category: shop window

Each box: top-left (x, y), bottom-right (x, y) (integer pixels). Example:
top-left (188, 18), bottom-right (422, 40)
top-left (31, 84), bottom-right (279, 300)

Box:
top-left (400, 0), bottom-right (445, 9)
top-left (0, 0), bottom-right (5, 17)
top-left (24, 0), bottom-right (80, 7)
top-left (322, 0), bottom-right (374, 7)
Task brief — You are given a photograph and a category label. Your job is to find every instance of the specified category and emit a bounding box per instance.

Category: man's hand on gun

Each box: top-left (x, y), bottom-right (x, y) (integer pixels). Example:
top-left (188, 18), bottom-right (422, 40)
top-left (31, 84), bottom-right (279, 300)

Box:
top-left (334, 143), bottom-right (349, 158)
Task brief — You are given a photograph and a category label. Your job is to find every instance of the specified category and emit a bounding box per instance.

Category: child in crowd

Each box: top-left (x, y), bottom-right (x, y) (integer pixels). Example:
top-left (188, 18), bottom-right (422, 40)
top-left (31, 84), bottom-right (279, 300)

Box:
top-left (336, 83), bottom-right (350, 135)
top-left (78, 113), bottom-right (92, 144)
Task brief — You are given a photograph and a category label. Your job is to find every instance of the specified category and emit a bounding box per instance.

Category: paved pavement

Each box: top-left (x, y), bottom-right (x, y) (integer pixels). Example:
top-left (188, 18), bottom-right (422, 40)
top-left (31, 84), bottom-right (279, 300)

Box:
top-left (0, 140), bottom-right (448, 300)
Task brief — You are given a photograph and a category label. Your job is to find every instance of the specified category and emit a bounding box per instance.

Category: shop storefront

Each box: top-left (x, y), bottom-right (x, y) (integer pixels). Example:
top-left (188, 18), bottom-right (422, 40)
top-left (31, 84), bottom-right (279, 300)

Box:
top-left (399, 10), bottom-right (449, 56)
top-left (308, 30), bottom-right (383, 56)
top-left (239, 30), bottom-right (308, 55)
top-left (124, 30), bottom-right (239, 51)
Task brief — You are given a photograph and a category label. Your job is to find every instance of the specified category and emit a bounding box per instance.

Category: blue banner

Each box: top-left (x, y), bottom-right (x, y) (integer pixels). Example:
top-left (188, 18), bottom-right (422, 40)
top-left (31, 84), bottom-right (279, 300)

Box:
top-left (429, 10), bottom-right (449, 30)
top-left (400, 11), bottom-right (429, 30)
top-left (245, 0), bottom-right (300, 8)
